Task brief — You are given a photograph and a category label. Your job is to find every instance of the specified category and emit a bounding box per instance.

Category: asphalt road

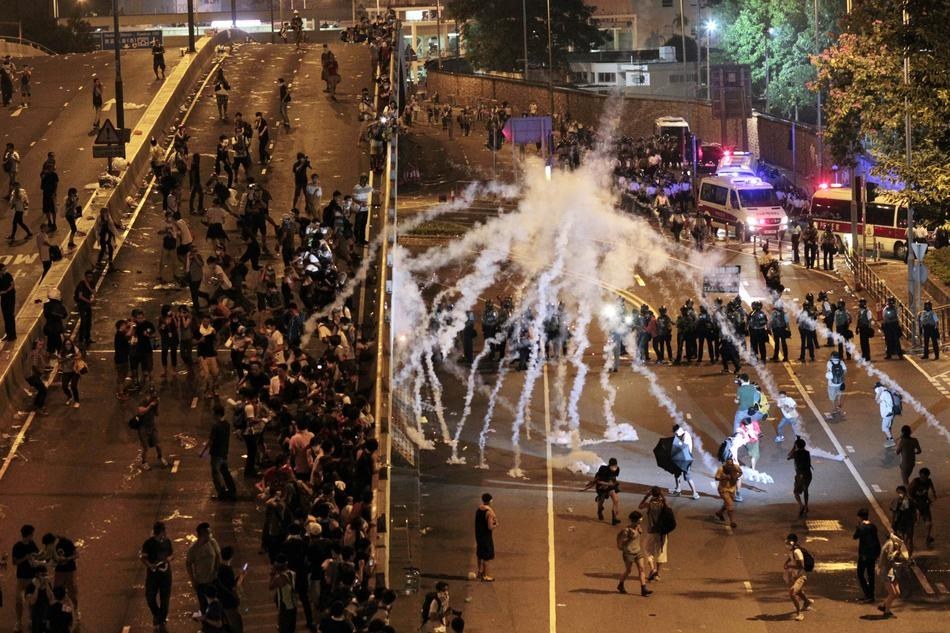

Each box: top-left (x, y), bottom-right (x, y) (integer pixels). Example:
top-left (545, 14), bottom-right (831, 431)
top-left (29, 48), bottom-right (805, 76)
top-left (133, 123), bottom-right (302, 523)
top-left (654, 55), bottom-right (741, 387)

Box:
top-left (385, 120), bottom-right (950, 633)
top-left (0, 35), bottom-right (374, 633)
top-left (0, 49), bottom-right (182, 317)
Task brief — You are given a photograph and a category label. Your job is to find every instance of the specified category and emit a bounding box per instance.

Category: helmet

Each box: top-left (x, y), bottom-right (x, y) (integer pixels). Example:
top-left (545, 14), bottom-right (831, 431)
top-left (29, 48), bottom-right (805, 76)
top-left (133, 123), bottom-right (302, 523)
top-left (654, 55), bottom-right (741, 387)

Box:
top-left (837, 299), bottom-right (845, 306)
top-left (887, 296), bottom-right (896, 305)
top-left (818, 291), bottom-right (828, 300)
top-left (751, 301), bottom-right (762, 310)
top-left (805, 292), bottom-right (814, 303)
top-left (640, 304), bottom-right (649, 314)
top-left (858, 298), bottom-right (867, 305)
top-left (659, 306), bottom-right (668, 314)
top-left (924, 301), bottom-right (932, 309)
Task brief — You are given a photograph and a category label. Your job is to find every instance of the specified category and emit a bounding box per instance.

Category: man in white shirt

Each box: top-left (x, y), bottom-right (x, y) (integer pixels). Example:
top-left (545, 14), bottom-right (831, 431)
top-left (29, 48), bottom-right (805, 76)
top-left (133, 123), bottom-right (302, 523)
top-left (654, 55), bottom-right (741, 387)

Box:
top-left (874, 382), bottom-right (896, 447)
top-left (774, 391), bottom-right (799, 443)
top-left (825, 351), bottom-right (846, 419)
top-left (351, 173), bottom-right (374, 245)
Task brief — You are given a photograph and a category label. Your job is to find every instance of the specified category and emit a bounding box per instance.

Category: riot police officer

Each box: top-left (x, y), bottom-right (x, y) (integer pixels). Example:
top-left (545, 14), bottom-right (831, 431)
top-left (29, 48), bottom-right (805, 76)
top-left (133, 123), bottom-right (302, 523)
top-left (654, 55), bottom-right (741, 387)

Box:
top-left (919, 301), bottom-right (940, 360)
top-left (833, 299), bottom-right (853, 359)
top-left (882, 297), bottom-right (903, 359)
top-left (856, 298), bottom-right (874, 361)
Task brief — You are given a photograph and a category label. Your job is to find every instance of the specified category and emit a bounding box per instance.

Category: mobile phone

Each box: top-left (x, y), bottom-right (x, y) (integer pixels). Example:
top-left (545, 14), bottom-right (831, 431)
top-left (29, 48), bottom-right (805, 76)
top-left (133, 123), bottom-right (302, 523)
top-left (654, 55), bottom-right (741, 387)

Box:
top-left (242, 563), bottom-right (249, 572)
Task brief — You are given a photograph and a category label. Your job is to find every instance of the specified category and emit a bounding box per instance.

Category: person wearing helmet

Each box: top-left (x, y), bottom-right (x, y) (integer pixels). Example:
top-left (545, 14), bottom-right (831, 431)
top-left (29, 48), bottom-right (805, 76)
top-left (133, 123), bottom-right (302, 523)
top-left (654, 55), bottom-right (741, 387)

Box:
top-left (818, 291), bottom-right (835, 347)
top-left (653, 306), bottom-right (673, 363)
top-left (290, 10), bottom-right (304, 49)
top-left (882, 297), bottom-right (903, 359)
top-left (748, 301), bottom-right (769, 363)
top-left (834, 299), bottom-right (853, 359)
top-left (797, 296), bottom-right (818, 362)
top-left (856, 298), bottom-right (874, 361)
top-left (769, 304), bottom-right (790, 362)
top-left (918, 301), bottom-right (940, 360)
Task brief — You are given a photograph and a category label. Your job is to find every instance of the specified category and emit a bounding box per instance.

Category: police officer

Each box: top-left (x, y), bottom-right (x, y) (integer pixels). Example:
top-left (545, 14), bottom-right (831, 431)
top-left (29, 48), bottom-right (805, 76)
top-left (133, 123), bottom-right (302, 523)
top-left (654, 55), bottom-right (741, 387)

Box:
top-left (462, 310), bottom-right (477, 364)
top-left (748, 301), bottom-right (769, 363)
top-left (727, 296), bottom-right (748, 350)
top-left (798, 294), bottom-right (817, 362)
top-left (818, 291), bottom-right (835, 347)
top-left (674, 305), bottom-right (695, 365)
top-left (882, 297), bottom-right (903, 359)
top-left (803, 220), bottom-right (819, 269)
top-left (654, 306), bottom-right (673, 363)
top-left (919, 301), bottom-right (940, 360)
top-left (770, 304), bottom-right (790, 362)
top-left (696, 306), bottom-right (716, 363)
top-left (834, 299), bottom-right (853, 360)
top-left (789, 220), bottom-right (802, 264)
top-left (856, 298), bottom-right (874, 361)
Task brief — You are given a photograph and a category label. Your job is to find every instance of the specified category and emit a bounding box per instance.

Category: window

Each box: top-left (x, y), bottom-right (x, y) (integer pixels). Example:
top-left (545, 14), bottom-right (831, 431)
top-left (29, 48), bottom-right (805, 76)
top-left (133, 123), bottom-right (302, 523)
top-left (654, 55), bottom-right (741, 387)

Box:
top-left (730, 190), bottom-right (740, 208)
top-left (572, 71), bottom-right (589, 83)
top-left (896, 206), bottom-right (908, 228)
top-left (662, 0), bottom-right (674, 6)
top-left (812, 198), bottom-right (851, 221)
top-left (738, 188), bottom-right (780, 207)
top-left (865, 202), bottom-right (896, 227)
top-left (597, 72), bottom-right (617, 84)
top-left (700, 183), bottom-right (728, 206)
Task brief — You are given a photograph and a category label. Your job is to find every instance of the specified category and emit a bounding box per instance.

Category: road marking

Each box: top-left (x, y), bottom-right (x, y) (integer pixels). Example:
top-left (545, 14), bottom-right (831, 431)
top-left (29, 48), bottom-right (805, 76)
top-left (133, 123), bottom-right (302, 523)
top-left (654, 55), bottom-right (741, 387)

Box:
top-left (845, 445), bottom-right (855, 453)
top-left (871, 484), bottom-right (882, 493)
top-left (47, 120), bottom-right (53, 126)
top-left (779, 362), bottom-right (933, 594)
top-left (743, 580), bottom-right (753, 592)
top-left (634, 274), bottom-right (646, 287)
top-left (904, 355), bottom-right (950, 400)
top-left (685, 412), bottom-right (692, 420)
top-left (63, 101), bottom-right (68, 108)
top-left (171, 459), bottom-right (181, 473)
top-left (190, 396), bottom-right (199, 409)
top-left (936, 582), bottom-right (947, 594)
top-left (543, 363), bottom-right (557, 633)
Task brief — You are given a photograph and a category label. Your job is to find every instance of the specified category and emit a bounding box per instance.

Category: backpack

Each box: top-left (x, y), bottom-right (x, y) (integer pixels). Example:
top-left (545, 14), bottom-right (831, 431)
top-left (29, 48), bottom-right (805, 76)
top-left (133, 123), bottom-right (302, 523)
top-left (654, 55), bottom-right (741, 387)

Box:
top-left (421, 591), bottom-right (442, 626)
top-left (798, 546), bottom-right (815, 572)
top-left (757, 393), bottom-right (770, 417)
top-left (889, 390), bottom-right (903, 416)
top-left (830, 360), bottom-right (844, 385)
top-left (49, 245), bottom-right (63, 262)
top-left (657, 506), bottom-right (677, 535)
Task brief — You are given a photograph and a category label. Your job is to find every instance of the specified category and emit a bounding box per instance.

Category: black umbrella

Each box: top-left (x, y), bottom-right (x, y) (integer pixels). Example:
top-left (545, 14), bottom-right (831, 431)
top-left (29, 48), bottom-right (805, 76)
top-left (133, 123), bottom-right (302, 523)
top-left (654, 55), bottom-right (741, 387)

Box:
top-left (653, 436), bottom-right (681, 476)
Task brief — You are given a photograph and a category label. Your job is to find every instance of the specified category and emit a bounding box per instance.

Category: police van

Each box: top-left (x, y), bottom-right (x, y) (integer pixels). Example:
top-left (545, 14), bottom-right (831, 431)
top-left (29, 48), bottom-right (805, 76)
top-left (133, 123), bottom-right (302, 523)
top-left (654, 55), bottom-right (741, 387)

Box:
top-left (810, 184), bottom-right (910, 258)
top-left (697, 173), bottom-right (788, 239)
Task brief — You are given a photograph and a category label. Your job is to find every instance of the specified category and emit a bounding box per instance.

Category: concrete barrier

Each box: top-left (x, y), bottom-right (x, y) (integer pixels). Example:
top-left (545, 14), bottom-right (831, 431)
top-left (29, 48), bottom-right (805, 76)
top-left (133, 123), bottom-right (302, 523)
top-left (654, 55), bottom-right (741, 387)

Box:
top-left (0, 30), bottom-right (233, 419)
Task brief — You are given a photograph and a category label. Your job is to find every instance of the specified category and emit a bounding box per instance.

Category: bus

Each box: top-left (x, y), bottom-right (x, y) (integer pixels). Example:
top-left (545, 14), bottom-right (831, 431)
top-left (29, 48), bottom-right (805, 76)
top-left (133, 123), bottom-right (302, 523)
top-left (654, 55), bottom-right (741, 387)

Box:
top-left (810, 184), bottom-right (909, 259)
top-left (697, 174), bottom-right (788, 239)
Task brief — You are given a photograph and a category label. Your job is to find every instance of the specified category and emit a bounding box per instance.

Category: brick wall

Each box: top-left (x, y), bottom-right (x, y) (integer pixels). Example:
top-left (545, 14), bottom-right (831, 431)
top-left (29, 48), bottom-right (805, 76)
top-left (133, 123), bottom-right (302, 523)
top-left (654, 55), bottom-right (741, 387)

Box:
top-left (425, 71), bottom-right (834, 186)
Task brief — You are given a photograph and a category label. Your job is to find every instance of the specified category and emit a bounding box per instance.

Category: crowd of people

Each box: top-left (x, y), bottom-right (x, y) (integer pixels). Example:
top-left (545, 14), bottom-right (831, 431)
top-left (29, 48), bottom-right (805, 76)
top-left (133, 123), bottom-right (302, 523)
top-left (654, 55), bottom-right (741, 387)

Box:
top-left (3, 9), bottom-right (414, 633)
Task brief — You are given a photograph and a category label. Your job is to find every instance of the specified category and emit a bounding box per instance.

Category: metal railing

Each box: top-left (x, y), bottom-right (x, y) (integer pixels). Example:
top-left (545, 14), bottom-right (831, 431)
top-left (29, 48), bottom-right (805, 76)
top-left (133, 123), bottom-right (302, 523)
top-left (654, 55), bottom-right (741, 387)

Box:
top-left (0, 35), bottom-right (57, 56)
top-left (843, 247), bottom-right (949, 346)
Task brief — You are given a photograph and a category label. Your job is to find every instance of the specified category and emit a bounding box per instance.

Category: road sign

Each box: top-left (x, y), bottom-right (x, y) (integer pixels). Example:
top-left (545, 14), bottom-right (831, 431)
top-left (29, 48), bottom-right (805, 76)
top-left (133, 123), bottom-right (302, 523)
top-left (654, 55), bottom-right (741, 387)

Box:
top-left (911, 242), bottom-right (928, 262)
top-left (702, 265), bottom-right (741, 294)
top-left (97, 30), bottom-right (162, 51)
top-left (909, 263), bottom-right (928, 285)
top-left (95, 119), bottom-right (123, 145)
top-left (92, 145), bottom-right (126, 159)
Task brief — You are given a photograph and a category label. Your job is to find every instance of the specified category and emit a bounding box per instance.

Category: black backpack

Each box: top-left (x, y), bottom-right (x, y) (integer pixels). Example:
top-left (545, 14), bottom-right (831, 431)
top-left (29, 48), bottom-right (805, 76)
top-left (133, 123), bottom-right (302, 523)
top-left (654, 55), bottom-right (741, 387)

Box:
top-left (830, 360), bottom-right (844, 385)
top-left (798, 546), bottom-right (815, 572)
top-left (889, 390), bottom-right (903, 415)
top-left (421, 591), bottom-right (441, 626)
top-left (658, 505), bottom-right (677, 535)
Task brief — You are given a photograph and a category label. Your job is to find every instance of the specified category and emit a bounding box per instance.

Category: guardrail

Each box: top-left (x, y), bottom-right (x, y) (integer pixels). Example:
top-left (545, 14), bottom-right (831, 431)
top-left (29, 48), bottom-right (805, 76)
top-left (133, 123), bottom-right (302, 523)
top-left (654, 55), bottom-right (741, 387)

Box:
top-left (0, 36), bottom-right (56, 56)
top-left (842, 247), bottom-right (948, 347)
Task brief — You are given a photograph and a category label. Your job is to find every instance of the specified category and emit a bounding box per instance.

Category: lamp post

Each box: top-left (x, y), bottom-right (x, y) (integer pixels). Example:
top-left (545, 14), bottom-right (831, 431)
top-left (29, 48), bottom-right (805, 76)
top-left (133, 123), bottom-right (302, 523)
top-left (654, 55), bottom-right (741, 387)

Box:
top-left (111, 0), bottom-right (125, 132)
top-left (187, 0), bottom-right (196, 53)
top-left (704, 20), bottom-right (716, 100)
top-left (436, 0), bottom-right (442, 70)
top-left (522, 0), bottom-right (529, 79)
top-left (546, 0), bottom-right (553, 116)
top-left (814, 0), bottom-right (823, 182)
top-left (764, 27), bottom-right (775, 112)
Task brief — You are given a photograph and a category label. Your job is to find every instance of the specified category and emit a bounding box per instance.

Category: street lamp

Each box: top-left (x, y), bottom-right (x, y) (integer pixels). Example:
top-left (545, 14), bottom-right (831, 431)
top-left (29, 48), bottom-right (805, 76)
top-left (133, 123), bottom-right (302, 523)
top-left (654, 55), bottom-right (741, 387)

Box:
top-left (704, 20), bottom-right (716, 100)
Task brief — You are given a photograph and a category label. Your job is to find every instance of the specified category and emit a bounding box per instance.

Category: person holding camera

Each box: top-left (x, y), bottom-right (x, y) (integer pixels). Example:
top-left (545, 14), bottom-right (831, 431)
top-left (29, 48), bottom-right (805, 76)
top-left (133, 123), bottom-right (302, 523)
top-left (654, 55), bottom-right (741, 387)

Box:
top-left (24, 564), bottom-right (55, 632)
top-left (292, 153), bottom-right (311, 210)
top-left (140, 521), bottom-right (174, 632)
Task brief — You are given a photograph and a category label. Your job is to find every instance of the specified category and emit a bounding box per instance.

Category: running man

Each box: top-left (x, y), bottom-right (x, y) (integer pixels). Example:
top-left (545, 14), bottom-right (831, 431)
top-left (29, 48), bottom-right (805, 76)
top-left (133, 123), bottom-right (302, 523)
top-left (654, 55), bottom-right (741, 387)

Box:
top-left (788, 437), bottom-right (812, 517)
top-left (670, 424), bottom-right (699, 499)
top-left (825, 351), bottom-right (846, 419)
top-left (774, 391), bottom-right (799, 443)
top-left (873, 382), bottom-right (897, 447)
top-left (616, 511), bottom-right (652, 596)
top-left (586, 457), bottom-right (621, 525)
top-left (784, 533), bottom-right (813, 621)
top-left (714, 457), bottom-right (742, 528)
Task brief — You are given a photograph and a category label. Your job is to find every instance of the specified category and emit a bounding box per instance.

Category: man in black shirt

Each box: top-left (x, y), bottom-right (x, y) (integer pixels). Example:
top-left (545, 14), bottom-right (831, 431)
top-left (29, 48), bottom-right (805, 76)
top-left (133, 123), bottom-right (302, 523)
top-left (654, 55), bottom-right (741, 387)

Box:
top-left (196, 585), bottom-right (226, 632)
top-left (130, 308), bottom-right (156, 388)
top-left (853, 508), bottom-right (881, 602)
top-left (13, 524), bottom-right (40, 631)
top-left (255, 112), bottom-right (270, 165)
top-left (24, 565), bottom-right (54, 632)
top-left (42, 532), bottom-right (79, 612)
top-left (200, 404), bottom-right (237, 500)
top-left (292, 153), bottom-right (310, 208)
top-left (40, 154), bottom-right (59, 229)
top-left (787, 438), bottom-right (812, 517)
top-left (47, 586), bottom-right (74, 633)
top-left (141, 521), bottom-right (174, 632)
top-left (586, 458), bottom-right (621, 525)
top-left (74, 270), bottom-right (95, 347)
top-left (0, 261), bottom-right (14, 341)
top-left (152, 39), bottom-right (166, 80)
top-left (217, 547), bottom-right (244, 633)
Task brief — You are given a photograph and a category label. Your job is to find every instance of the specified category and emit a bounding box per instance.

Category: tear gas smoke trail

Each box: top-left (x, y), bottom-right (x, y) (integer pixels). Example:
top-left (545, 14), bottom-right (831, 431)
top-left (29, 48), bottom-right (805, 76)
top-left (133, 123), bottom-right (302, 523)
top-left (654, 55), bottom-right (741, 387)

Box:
top-left (554, 356), bottom-right (568, 433)
top-left (422, 349), bottom-right (452, 444)
top-left (478, 356), bottom-right (511, 469)
top-left (407, 365), bottom-right (435, 449)
top-left (449, 331), bottom-right (508, 464)
top-left (565, 305), bottom-right (594, 444)
top-left (509, 238), bottom-right (572, 478)
top-left (301, 180), bottom-right (519, 345)
top-left (787, 302), bottom-right (950, 444)
top-left (597, 326), bottom-right (620, 437)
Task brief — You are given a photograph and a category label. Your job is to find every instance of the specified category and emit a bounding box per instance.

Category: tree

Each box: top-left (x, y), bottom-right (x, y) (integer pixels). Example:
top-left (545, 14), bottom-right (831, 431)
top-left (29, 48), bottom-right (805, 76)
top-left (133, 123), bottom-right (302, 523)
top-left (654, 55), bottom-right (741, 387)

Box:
top-left (813, 0), bottom-right (950, 215)
top-left (447, 0), bottom-right (605, 74)
top-left (717, 0), bottom-right (839, 117)
top-left (22, 16), bottom-right (96, 53)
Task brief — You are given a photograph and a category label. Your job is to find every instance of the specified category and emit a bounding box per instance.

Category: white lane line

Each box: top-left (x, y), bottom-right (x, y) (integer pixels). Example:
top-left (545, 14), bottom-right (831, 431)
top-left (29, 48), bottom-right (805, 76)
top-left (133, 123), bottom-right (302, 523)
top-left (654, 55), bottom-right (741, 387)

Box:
top-left (781, 362), bottom-right (935, 594)
top-left (871, 484), bottom-right (882, 493)
top-left (190, 396), bottom-right (198, 409)
top-left (743, 580), bottom-right (753, 592)
top-left (634, 274), bottom-right (646, 287)
top-left (845, 445), bottom-right (855, 453)
top-left (543, 363), bottom-right (557, 633)
top-left (904, 355), bottom-right (949, 400)
top-left (685, 412), bottom-right (692, 420)
top-left (171, 459), bottom-right (181, 473)
top-left (936, 582), bottom-right (947, 594)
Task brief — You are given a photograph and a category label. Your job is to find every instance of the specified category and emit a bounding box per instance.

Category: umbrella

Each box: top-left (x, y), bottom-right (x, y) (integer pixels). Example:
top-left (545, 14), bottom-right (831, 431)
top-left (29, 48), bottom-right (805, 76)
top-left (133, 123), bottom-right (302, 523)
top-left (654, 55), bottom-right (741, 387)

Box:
top-left (653, 437), bottom-right (681, 476)
top-left (671, 441), bottom-right (694, 474)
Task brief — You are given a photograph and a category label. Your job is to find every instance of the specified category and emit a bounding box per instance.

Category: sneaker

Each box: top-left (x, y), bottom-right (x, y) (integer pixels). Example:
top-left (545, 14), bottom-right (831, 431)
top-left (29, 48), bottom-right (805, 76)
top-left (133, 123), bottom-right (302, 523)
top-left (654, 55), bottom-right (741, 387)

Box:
top-left (481, 575), bottom-right (495, 582)
top-left (65, 398), bottom-right (74, 406)
top-left (160, 457), bottom-right (169, 468)
top-left (669, 489), bottom-right (681, 496)
top-left (640, 587), bottom-right (653, 597)
top-left (775, 435), bottom-right (785, 443)
top-left (691, 491), bottom-right (700, 500)
top-left (793, 613), bottom-right (804, 621)
top-left (71, 402), bottom-right (80, 408)
top-left (884, 439), bottom-right (896, 448)
top-left (803, 599), bottom-right (814, 611)
top-left (617, 582), bottom-right (627, 594)
top-left (734, 493), bottom-right (743, 502)
top-left (715, 511), bottom-right (725, 522)
top-left (141, 462), bottom-right (151, 471)
top-left (611, 518), bottom-right (621, 526)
